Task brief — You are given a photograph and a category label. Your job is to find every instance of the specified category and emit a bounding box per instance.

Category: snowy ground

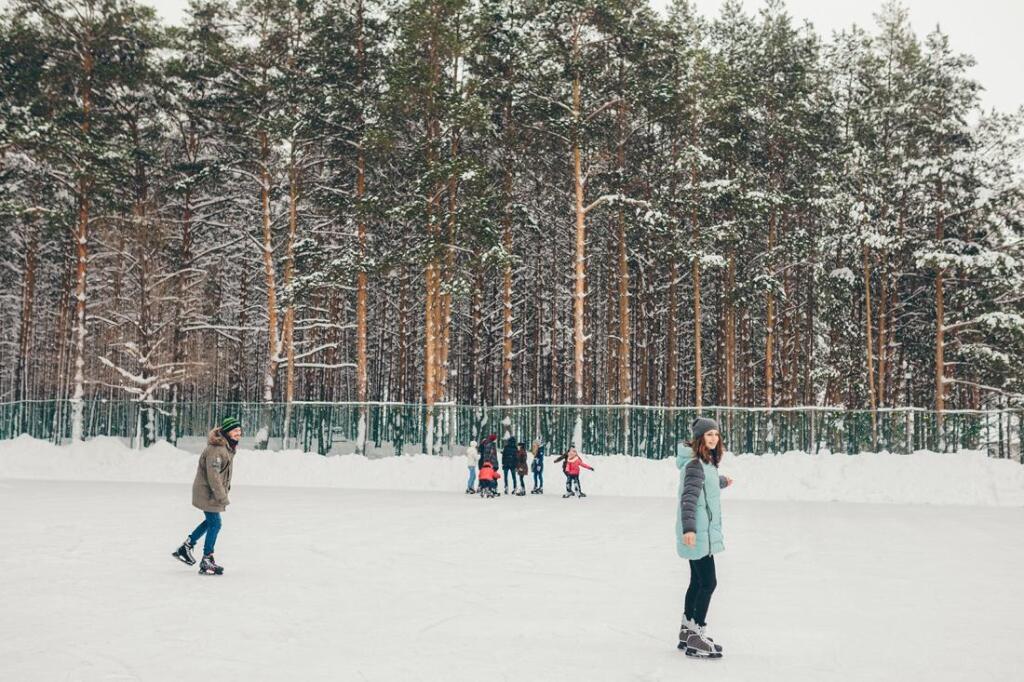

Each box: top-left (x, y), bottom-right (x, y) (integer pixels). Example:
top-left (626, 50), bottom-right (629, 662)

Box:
top-left (1, 437), bottom-right (1023, 680)
top-left (3, 434), bottom-right (1024, 506)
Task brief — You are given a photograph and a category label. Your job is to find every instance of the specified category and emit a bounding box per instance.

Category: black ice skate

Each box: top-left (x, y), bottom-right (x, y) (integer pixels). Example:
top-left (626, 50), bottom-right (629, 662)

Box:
top-left (562, 491), bottom-right (575, 498)
top-left (172, 537), bottom-right (197, 566)
top-left (198, 553), bottom-right (224, 575)
top-left (577, 491), bottom-right (587, 498)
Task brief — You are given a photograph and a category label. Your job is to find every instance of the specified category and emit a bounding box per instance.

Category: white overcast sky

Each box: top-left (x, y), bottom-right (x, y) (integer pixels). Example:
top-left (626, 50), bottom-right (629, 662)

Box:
top-left (14, 0), bottom-right (1022, 113)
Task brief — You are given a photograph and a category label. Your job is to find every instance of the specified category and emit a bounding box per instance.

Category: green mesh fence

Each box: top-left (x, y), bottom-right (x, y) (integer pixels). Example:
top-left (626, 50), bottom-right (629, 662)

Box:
top-left (1, 400), bottom-right (1021, 461)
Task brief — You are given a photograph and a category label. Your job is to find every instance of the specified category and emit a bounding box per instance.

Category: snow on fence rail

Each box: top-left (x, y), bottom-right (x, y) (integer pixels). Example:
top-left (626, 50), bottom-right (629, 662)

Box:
top-left (1, 400), bottom-right (1021, 461)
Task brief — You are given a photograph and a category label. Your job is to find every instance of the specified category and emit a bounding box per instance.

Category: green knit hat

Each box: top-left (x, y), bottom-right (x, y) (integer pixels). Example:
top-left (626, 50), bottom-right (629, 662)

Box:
top-left (220, 416), bottom-right (241, 433)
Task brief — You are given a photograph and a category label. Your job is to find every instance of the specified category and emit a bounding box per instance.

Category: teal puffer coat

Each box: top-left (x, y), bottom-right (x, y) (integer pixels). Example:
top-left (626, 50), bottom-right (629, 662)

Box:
top-left (675, 444), bottom-right (726, 560)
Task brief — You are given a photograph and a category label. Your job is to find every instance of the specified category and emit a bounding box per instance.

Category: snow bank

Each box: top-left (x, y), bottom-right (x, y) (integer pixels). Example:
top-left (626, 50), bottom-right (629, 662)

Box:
top-left (1, 434), bottom-right (1022, 506)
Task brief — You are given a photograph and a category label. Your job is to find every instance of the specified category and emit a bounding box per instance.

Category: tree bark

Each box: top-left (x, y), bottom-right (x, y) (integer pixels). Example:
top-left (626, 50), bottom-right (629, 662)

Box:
top-left (616, 101), bottom-right (630, 407)
top-left (764, 210), bottom-right (776, 408)
top-left (257, 129), bottom-right (279, 448)
top-left (70, 46), bottom-right (94, 443)
top-left (282, 158), bottom-right (299, 447)
top-left (16, 219), bottom-right (38, 405)
top-left (862, 245), bottom-right (878, 446)
top-left (354, 0), bottom-right (369, 452)
top-left (935, 191), bottom-right (946, 440)
top-left (572, 76), bottom-right (586, 407)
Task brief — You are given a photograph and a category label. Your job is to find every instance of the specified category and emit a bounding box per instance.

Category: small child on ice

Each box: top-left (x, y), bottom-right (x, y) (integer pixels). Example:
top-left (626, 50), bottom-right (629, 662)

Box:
top-left (530, 440), bottom-right (545, 494)
top-left (477, 461), bottom-right (501, 498)
top-left (554, 446), bottom-right (593, 498)
top-left (676, 417), bottom-right (733, 658)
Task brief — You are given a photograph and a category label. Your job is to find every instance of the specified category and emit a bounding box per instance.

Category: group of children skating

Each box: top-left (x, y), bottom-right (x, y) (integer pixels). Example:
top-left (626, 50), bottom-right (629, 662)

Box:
top-left (171, 414), bottom-right (733, 660)
top-left (464, 434), bottom-right (594, 499)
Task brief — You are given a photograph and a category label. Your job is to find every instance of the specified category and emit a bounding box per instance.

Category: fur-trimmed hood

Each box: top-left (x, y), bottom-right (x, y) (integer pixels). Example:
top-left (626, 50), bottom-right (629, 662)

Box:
top-left (208, 428), bottom-right (227, 447)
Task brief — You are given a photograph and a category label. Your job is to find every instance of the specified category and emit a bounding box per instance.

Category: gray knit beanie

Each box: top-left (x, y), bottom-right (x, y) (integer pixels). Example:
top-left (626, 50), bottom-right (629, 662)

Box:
top-left (691, 417), bottom-right (719, 441)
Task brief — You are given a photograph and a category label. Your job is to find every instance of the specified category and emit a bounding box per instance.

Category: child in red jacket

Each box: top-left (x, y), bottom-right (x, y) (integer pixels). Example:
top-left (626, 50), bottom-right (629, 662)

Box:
top-left (477, 461), bottom-right (501, 498)
top-left (554, 446), bottom-right (594, 498)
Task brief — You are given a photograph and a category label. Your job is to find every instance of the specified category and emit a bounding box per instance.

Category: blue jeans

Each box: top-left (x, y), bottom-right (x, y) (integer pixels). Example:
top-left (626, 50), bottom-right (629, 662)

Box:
top-left (467, 466), bottom-right (476, 490)
top-left (189, 512), bottom-right (222, 556)
top-left (533, 470), bottom-right (543, 490)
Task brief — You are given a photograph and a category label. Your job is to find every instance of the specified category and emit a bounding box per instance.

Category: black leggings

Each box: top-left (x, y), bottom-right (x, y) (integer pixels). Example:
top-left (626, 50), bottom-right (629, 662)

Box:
top-left (565, 474), bottom-right (582, 494)
top-left (684, 555), bottom-right (717, 627)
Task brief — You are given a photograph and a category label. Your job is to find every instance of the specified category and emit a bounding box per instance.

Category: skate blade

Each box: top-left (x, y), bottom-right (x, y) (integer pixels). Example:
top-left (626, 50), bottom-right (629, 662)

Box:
top-left (172, 553), bottom-right (196, 566)
top-left (680, 641), bottom-right (723, 653)
top-left (684, 647), bottom-right (722, 659)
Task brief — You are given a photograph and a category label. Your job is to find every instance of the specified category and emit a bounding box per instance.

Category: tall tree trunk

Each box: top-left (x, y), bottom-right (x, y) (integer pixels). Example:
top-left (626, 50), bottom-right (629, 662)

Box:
top-left (691, 158), bottom-right (702, 410)
top-left (725, 251), bottom-right (736, 408)
top-left (862, 245), bottom-right (878, 446)
top-left (666, 259), bottom-right (678, 407)
top-left (877, 267), bottom-right (888, 408)
top-left (616, 102), bottom-right (630, 407)
top-left (636, 267), bottom-right (649, 405)
top-left (397, 270), bottom-right (408, 402)
top-left (257, 129), bottom-right (279, 449)
top-left (52, 245), bottom-right (74, 439)
top-left (16, 219), bottom-right (38, 406)
top-left (572, 75), bottom-right (586, 448)
top-left (471, 269), bottom-right (482, 404)
top-left (548, 228), bottom-right (561, 404)
top-left (605, 260), bottom-right (617, 404)
top-left (764, 210), bottom-right (776, 408)
top-left (935, 193), bottom-right (946, 444)
top-left (803, 268), bottom-right (815, 406)
top-left (781, 268), bottom-right (794, 407)
top-left (422, 17), bottom-right (442, 455)
top-left (170, 176), bottom-right (194, 445)
top-left (131, 119), bottom-right (155, 448)
top-left (282, 159), bottom-right (299, 447)
top-left (665, 139), bottom-right (679, 408)
top-left (235, 269), bottom-right (248, 403)
top-left (70, 47), bottom-right (94, 443)
top-left (354, 0), bottom-right (369, 452)
top-left (501, 168), bottom-right (513, 405)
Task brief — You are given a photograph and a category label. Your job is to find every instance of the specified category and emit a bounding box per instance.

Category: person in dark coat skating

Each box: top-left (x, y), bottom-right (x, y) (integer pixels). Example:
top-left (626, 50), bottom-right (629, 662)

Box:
top-left (530, 440), bottom-right (546, 494)
top-left (501, 435), bottom-right (519, 494)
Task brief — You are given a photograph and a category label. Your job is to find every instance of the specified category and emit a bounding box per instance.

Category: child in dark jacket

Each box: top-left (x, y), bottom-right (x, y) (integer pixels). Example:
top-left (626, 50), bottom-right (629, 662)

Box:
top-left (530, 440), bottom-right (545, 494)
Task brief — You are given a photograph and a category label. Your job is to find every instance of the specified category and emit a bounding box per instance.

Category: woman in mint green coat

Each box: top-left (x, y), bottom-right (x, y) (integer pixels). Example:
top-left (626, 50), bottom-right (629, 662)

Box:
top-left (675, 417), bottom-right (733, 658)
